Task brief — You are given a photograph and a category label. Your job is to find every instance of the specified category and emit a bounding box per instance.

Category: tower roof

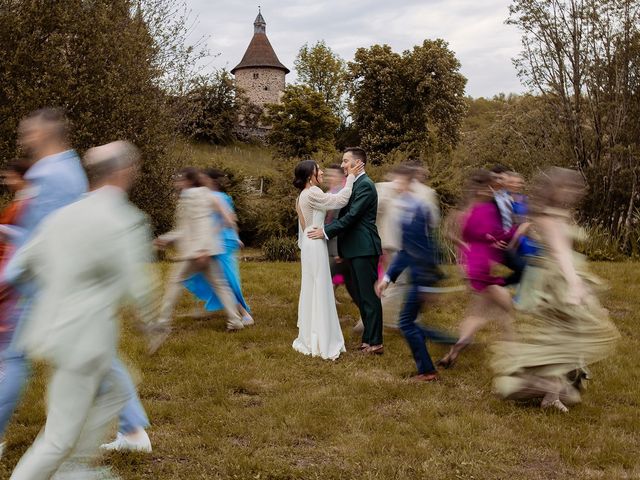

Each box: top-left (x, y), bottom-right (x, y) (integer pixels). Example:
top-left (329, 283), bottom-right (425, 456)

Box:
top-left (231, 10), bottom-right (290, 75)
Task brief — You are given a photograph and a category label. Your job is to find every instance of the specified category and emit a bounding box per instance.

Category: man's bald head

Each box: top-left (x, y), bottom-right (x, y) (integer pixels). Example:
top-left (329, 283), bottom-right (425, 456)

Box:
top-left (84, 141), bottom-right (140, 190)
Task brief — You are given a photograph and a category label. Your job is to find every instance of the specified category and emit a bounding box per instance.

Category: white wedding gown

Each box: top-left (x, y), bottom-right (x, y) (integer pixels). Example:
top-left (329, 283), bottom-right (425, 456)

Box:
top-left (292, 174), bottom-right (356, 360)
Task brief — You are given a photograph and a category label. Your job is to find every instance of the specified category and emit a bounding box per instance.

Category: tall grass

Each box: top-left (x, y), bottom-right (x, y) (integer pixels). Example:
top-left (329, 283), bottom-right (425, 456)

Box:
top-left (173, 140), bottom-right (280, 178)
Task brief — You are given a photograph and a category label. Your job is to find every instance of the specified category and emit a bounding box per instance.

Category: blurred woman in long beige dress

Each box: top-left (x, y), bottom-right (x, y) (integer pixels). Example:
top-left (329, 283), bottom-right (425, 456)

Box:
top-left (491, 168), bottom-right (619, 412)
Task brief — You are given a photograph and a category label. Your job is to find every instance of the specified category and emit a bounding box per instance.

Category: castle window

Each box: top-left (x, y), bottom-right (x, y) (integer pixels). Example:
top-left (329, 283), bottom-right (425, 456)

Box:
top-left (253, 73), bottom-right (259, 79)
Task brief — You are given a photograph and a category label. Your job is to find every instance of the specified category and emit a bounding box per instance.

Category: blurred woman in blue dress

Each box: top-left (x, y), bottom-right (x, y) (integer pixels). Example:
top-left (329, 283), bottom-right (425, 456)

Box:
top-left (183, 169), bottom-right (254, 325)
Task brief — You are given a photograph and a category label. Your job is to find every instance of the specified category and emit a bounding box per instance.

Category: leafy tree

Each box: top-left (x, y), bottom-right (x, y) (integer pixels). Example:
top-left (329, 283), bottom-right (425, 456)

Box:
top-left (264, 85), bottom-right (340, 158)
top-left (0, 0), bottom-right (205, 234)
top-left (176, 70), bottom-right (243, 145)
top-left (508, 0), bottom-right (640, 251)
top-left (348, 40), bottom-right (467, 162)
top-left (347, 45), bottom-right (406, 160)
top-left (294, 41), bottom-right (348, 119)
top-left (460, 95), bottom-right (570, 178)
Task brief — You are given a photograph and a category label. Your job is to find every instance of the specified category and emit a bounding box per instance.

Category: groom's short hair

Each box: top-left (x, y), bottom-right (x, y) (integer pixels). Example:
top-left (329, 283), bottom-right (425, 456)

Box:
top-left (344, 147), bottom-right (367, 165)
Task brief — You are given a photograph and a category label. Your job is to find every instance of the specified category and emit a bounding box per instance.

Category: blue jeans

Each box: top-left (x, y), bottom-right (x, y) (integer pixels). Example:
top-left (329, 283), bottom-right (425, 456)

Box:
top-left (0, 352), bottom-right (148, 438)
top-left (0, 347), bottom-right (30, 436)
top-left (398, 285), bottom-right (456, 375)
top-left (111, 358), bottom-right (150, 434)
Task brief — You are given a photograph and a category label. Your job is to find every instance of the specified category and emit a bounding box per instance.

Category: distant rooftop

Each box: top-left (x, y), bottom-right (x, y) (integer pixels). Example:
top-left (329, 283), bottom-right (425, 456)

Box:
top-left (231, 10), bottom-right (290, 75)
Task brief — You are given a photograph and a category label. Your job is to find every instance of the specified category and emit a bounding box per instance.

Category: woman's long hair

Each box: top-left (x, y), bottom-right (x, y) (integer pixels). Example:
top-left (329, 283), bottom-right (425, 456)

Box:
top-left (178, 167), bottom-right (203, 188)
top-left (293, 160), bottom-right (318, 191)
top-left (529, 167), bottom-right (585, 215)
top-left (205, 168), bottom-right (227, 192)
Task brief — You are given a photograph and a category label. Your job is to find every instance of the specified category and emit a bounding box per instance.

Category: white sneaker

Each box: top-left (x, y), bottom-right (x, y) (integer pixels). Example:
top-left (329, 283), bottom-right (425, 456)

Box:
top-left (226, 318), bottom-right (245, 331)
top-left (100, 431), bottom-right (152, 453)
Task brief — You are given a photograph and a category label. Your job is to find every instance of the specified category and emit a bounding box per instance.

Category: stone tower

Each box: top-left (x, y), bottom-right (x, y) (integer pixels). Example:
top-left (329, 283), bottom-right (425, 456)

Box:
top-left (232, 9), bottom-right (289, 137)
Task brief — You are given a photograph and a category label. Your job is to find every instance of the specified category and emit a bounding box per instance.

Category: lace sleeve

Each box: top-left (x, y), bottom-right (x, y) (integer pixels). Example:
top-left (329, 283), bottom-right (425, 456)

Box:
top-left (307, 175), bottom-right (355, 212)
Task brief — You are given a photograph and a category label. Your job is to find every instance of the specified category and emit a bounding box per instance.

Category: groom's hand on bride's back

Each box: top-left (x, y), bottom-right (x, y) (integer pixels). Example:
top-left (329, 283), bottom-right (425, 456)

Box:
top-left (307, 227), bottom-right (325, 240)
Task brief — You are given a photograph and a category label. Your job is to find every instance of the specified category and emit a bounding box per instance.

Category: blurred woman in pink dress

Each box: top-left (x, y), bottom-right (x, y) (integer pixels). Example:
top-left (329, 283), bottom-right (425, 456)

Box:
top-left (438, 170), bottom-right (528, 368)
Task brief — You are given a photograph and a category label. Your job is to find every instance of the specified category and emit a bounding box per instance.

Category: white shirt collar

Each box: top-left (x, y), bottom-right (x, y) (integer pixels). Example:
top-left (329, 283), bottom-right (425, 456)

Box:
top-left (355, 171), bottom-right (366, 180)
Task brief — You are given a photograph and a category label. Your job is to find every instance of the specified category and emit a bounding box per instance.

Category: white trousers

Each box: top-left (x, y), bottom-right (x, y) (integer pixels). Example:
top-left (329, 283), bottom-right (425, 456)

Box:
top-left (11, 362), bottom-right (128, 480)
top-left (160, 257), bottom-right (243, 330)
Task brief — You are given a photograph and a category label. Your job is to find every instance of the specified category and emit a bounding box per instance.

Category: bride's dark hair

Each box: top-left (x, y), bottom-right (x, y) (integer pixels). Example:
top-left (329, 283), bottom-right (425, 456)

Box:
top-left (293, 160), bottom-right (318, 191)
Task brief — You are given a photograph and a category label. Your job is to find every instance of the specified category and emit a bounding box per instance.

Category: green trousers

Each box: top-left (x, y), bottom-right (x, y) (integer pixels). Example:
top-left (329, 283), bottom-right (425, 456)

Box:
top-left (349, 256), bottom-right (383, 346)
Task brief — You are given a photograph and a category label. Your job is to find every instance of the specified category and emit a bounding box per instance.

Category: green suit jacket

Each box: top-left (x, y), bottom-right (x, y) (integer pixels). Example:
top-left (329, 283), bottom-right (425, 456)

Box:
top-left (325, 174), bottom-right (382, 259)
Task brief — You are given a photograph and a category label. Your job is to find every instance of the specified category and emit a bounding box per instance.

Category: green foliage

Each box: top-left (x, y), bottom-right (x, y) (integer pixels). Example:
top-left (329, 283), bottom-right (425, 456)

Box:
top-left (262, 236), bottom-right (299, 262)
top-left (249, 157), bottom-right (299, 244)
top-left (0, 0), bottom-right (204, 234)
top-left (175, 70), bottom-right (243, 145)
top-left (508, 0), bottom-right (640, 253)
top-left (174, 140), bottom-right (280, 178)
top-left (264, 85), bottom-right (340, 158)
top-left (294, 41), bottom-right (348, 120)
top-left (576, 220), bottom-right (640, 261)
top-left (458, 95), bottom-right (570, 177)
top-left (576, 224), bottom-right (625, 262)
top-left (347, 41), bottom-right (467, 162)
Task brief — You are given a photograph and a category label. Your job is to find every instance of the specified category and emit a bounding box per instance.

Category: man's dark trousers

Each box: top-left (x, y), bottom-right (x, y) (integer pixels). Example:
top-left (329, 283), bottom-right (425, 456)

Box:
top-left (399, 285), bottom-right (435, 375)
top-left (350, 256), bottom-right (382, 346)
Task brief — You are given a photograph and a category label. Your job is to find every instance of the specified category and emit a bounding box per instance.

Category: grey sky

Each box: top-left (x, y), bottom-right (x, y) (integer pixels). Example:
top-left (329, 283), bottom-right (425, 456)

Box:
top-left (187, 0), bottom-right (525, 98)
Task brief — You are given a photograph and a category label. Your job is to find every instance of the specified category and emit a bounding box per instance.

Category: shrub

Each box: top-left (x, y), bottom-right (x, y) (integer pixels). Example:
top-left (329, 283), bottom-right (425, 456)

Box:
top-left (175, 71), bottom-right (243, 145)
top-left (0, 0), bottom-right (202, 235)
top-left (264, 85), bottom-right (340, 158)
top-left (576, 224), bottom-right (625, 262)
top-left (262, 236), bottom-right (299, 262)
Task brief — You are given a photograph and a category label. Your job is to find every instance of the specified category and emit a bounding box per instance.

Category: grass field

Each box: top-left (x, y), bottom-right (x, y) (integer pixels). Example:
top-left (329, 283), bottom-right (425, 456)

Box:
top-left (1, 261), bottom-right (639, 479)
top-left (173, 140), bottom-right (281, 178)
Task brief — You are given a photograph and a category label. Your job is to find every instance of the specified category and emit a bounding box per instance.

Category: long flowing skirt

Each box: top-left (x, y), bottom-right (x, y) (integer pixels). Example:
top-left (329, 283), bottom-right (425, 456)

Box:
top-left (491, 255), bottom-right (619, 399)
top-left (293, 234), bottom-right (346, 360)
top-left (183, 246), bottom-right (250, 313)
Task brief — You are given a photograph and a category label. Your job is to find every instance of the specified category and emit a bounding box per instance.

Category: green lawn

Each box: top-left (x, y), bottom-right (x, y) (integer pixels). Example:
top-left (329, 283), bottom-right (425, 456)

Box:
top-left (1, 262), bottom-right (639, 479)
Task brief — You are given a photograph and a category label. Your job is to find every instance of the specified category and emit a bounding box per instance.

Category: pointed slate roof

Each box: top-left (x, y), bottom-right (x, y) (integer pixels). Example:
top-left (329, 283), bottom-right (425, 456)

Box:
top-left (231, 11), bottom-right (290, 75)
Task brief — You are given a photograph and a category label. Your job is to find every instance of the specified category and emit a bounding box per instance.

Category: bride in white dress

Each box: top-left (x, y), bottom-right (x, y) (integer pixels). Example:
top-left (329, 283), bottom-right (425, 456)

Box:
top-left (292, 159), bottom-right (362, 360)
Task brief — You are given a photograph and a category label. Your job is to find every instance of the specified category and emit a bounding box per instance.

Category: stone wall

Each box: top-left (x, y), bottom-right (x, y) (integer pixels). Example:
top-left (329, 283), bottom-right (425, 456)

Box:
top-left (235, 67), bottom-right (285, 108)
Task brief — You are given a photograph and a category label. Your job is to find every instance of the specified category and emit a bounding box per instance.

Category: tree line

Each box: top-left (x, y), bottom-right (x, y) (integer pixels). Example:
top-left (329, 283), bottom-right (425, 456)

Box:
top-left (0, 0), bottom-right (638, 253)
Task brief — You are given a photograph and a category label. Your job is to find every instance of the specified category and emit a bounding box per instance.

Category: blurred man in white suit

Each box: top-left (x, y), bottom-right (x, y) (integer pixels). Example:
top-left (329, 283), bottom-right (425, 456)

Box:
top-left (7, 141), bottom-right (166, 480)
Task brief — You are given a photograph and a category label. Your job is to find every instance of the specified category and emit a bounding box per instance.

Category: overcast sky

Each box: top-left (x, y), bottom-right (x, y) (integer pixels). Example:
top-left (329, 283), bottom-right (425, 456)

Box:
top-left (187, 0), bottom-right (526, 98)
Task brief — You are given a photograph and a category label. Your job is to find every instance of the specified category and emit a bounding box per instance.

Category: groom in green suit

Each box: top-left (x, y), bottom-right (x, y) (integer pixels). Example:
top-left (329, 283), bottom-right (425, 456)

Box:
top-left (309, 147), bottom-right (384, 354)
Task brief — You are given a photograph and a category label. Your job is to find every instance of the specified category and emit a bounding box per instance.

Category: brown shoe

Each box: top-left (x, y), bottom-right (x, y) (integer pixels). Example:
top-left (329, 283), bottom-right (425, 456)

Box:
top-left (358, 343), bottom-right (371, 351)
top-left (363, 344), bottom-right (384, 355)
top-left (410, 372), bottom-right (439, 383)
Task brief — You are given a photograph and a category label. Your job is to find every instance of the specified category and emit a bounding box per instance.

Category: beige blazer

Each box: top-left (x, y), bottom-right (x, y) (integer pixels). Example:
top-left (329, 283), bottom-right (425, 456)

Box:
top-left (160, 187), bottom-right (224, 259)
top-left (411, 180), bottom-right (441, 228)
top-left (6, 186), bottom-right (158, 373)
top-left (376, 181), bottom-right (402, 252)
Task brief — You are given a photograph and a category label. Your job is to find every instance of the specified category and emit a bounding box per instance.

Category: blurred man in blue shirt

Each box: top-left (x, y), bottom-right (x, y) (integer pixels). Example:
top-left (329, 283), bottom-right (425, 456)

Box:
top-left (0, 109), bottom-right (152, 458)
top-left (0, 110), bottom-right (88, 453)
